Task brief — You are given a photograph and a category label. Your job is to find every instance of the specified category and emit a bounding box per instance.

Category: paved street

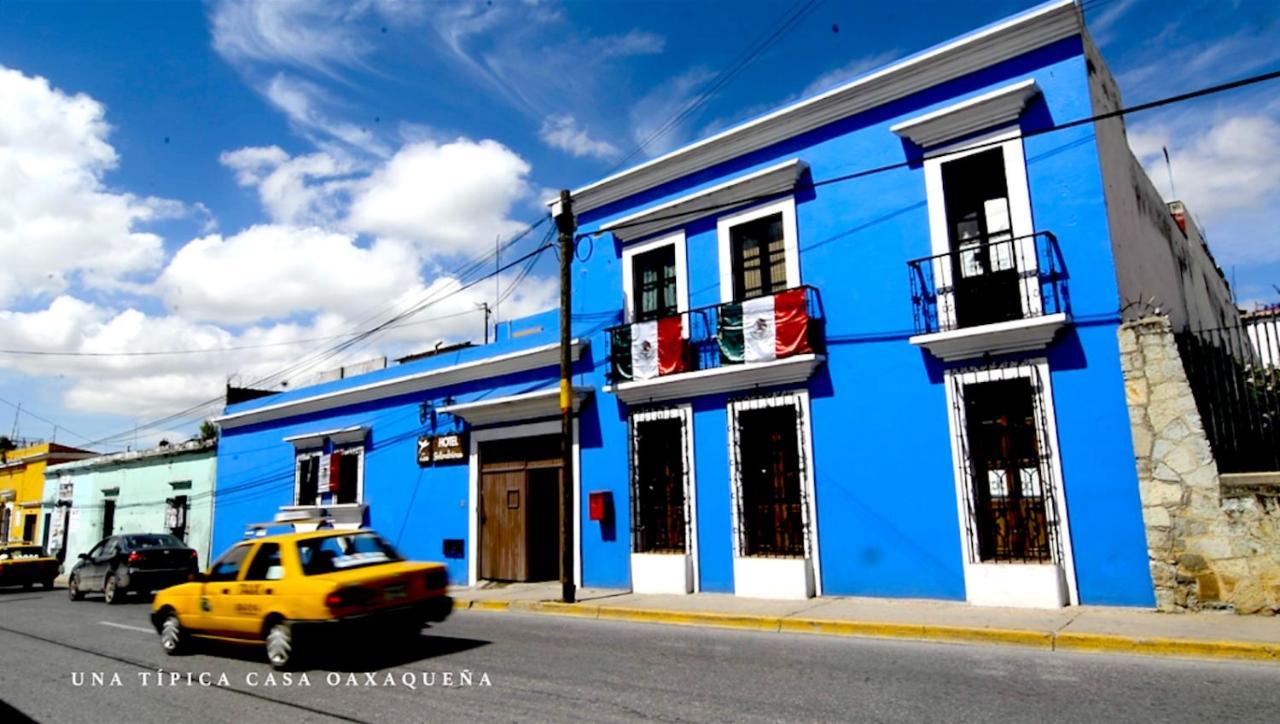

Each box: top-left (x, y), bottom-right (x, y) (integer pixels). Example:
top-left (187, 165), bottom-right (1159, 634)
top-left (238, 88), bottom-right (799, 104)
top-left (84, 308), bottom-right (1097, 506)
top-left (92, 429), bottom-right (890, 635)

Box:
top-left (1, 587), bottom-right (1278, 723)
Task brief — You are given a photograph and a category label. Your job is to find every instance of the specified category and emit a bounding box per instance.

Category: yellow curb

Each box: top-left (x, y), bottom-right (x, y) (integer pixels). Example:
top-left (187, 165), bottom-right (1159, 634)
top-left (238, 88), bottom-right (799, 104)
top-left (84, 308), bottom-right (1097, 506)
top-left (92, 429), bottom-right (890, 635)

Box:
top-left (1053, 632), bottom-right (1280, 663)
top-left (596, 606), bottom-right (782, 631)
top-left (457, 599), bottom-right (511, 612)
top-left (453, 600), bottom-right (1280, 664)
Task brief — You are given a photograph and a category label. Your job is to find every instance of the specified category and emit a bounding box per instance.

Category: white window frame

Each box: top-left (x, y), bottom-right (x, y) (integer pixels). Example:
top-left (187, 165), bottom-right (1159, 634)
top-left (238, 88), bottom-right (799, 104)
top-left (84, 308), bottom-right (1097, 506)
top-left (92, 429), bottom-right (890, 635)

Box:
top-left (726, 389), bottom-right (822, 595)
top-left (293, 443), bottom-right (365, 507)
top-left (628, 404), bottom-right (699, 591)
top-left (621, 231), bottom-right (689, 324)
top-left (942, 357), bottom-right (1078, 606)
top-left (716, 197), bottom-right (801, 304)
top-left (923, 129), bottom-right (1040, 330)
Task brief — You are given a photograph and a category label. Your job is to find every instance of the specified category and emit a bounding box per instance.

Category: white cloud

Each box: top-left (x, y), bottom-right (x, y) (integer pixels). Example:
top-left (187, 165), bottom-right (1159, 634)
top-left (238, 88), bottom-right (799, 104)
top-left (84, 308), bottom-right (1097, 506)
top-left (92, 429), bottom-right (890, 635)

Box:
top-left (1131, 115), bottom-right (1280, 221)
top-left (264, 73), bottom-right (390, 157)
top-left (210, 0), bottom-right (370, 73)
top-left (538, 115), bottom-right (620, 160)
top-left (156, 225), bottom-right (422, 325)
top-left (0, 65), bottom-right (182, 305)
top-left (221, 145), bottom-right (354, 225)
top-left (345, 138), bottom-right (533, 253)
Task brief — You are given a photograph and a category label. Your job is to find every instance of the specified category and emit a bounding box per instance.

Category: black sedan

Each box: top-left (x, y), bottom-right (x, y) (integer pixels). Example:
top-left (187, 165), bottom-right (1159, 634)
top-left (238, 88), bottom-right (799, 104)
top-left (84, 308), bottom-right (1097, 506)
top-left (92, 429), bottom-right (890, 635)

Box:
top-left (68, 534), bottom-right (198, 604)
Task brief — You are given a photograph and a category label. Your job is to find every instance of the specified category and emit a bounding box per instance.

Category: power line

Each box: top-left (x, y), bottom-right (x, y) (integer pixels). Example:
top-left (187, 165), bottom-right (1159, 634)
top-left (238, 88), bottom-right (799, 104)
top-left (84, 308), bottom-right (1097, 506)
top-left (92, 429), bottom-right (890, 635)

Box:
top-left (589, 67), bottom-right (1280, 238)
top-left (0, 397), bottom-right (100, 447)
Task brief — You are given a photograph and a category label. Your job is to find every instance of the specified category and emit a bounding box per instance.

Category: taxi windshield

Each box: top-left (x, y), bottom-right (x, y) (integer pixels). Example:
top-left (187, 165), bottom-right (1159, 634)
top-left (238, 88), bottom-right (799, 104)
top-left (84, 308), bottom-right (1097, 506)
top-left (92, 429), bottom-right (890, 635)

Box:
top-left (0, 546), bottom-right (44, 560)
top-left (296, 533), bottom-right (403, 575)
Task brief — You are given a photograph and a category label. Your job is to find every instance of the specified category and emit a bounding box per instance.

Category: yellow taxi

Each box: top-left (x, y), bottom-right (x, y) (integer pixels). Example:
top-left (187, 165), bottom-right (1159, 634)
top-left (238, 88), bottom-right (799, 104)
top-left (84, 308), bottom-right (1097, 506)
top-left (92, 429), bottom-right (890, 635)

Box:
top-left (150, 528), bottom-right (451, 669)
top-left (0, 543), bottom-right (59, 590)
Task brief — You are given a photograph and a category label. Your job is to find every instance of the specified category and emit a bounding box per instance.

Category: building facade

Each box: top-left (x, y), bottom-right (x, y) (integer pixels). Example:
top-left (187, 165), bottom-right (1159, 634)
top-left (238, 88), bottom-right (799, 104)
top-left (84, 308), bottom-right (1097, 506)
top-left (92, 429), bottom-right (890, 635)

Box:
top-left (0, 443), bottom-right (96, 546)
top-left (43, 439), bottom-right (217, 567)
top-left (210, 0), bottom-right (1235, 608)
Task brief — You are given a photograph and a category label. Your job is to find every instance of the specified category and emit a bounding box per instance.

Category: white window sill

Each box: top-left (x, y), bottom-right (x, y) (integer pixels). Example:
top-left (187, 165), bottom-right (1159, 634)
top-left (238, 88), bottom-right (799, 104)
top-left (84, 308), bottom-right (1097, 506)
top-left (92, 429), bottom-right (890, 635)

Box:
top-left (909, 313), bottom-right (1068, 361)
top-left (604, 354), bottom-right (824, 405)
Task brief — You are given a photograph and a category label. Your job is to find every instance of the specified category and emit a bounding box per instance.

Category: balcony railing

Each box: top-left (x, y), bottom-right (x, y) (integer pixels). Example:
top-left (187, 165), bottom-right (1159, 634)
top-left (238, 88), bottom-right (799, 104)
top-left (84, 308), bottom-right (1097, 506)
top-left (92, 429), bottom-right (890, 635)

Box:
top-left (907, 231), bottom-right (1067, 335)
top-left (607, 285), bottom-right (826, 385)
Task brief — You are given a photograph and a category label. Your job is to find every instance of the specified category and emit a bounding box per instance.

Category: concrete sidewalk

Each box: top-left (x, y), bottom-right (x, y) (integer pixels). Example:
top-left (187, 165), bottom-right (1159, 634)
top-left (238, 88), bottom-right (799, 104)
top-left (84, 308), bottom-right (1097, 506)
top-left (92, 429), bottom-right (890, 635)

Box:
top-left (450, 582), bottom-right (1280, 663)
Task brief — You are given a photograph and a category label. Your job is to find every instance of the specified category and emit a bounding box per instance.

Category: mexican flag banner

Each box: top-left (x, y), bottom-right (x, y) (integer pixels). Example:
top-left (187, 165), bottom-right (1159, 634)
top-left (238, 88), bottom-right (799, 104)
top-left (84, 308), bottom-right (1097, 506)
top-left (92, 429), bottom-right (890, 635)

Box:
top-left (719, 288), bottom-right (812, 364)
top-left (615, 316), bottom-right (685, 380)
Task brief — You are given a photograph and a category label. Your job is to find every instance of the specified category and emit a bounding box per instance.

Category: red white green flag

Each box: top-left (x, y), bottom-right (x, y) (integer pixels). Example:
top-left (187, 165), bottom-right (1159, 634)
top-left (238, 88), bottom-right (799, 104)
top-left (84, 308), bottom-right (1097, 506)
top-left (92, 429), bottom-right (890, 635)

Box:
top-left (737, 288), bottom-right (812, 363)
top-left (630, 316), bottom-right (685, 379)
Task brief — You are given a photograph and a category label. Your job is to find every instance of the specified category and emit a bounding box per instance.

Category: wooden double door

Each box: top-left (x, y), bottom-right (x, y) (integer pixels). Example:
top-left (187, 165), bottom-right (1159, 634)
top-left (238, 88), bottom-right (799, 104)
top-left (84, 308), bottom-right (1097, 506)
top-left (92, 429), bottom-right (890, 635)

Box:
top-left (479, 435), bottom-right (563, 582)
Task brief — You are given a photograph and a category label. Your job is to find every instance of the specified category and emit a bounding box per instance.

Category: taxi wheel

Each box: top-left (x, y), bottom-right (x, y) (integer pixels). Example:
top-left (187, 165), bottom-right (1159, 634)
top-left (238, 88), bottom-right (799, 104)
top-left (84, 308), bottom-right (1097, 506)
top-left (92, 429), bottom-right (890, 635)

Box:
top-left (103, 575), bottom-right (122, 605)
top-left (68, 575), bottom-right (84, 601)
top-left (159, 613), bottom-right (189, 656)
top-left (266, 621), bottom-right (298, 671)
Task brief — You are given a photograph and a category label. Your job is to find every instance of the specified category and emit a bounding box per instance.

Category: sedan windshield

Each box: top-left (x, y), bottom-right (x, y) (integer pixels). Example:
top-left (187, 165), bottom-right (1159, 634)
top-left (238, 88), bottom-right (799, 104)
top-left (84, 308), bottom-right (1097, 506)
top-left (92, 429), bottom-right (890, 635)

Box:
top-left (296, 533), bottom-right (403, 575)
top-left (125, 534), bottom-right (185, 549)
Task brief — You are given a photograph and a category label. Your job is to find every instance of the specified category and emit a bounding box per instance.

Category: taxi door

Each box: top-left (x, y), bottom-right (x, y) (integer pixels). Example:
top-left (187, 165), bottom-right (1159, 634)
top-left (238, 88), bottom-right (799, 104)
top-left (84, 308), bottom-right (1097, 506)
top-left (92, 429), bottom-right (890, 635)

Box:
top-left (199, 543), bottom-right (253, 635)
top-left (223, 542), bottom-right (285, 638)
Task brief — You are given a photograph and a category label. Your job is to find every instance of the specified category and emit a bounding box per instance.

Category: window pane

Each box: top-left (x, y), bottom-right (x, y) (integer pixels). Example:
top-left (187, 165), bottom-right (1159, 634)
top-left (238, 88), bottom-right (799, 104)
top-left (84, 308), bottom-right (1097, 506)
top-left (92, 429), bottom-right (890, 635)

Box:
top-left (732, 213), bottom-right (786, 300)
top-left (297, 455), bottom-right (319, 506)
top-left (243, 543), bottom-right (284, 581)
top-left (632, 245), bottom-right (678, 321)
top-left (208, 544), bottom-right (250, 582)
top-left (632, 417), bottom-right (687, 553)
top-left (336, 451), bottom-right (360, 504)
top-left (737, 405), bottom-right (804, 557)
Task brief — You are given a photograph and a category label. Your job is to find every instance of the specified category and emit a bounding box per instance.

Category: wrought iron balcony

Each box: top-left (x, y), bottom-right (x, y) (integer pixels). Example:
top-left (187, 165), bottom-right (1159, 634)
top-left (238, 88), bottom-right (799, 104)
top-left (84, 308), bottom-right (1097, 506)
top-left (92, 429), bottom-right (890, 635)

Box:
top-left (605, 286), bottom-right (826, 396)
top-left (906, 232), bottom-right (1069, 360)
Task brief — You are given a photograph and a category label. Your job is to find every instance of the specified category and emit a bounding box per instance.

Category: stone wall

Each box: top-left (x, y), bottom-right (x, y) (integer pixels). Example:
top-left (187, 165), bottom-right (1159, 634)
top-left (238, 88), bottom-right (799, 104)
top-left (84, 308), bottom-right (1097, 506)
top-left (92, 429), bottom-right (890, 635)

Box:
top-left (1120, 316), bottom-right (1280, 615)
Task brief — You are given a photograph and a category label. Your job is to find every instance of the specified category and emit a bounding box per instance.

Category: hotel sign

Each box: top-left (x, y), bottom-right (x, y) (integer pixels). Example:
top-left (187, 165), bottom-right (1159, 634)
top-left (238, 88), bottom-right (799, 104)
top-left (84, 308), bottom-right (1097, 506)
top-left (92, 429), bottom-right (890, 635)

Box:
top-left (417, 433), bottom-right (467, 467)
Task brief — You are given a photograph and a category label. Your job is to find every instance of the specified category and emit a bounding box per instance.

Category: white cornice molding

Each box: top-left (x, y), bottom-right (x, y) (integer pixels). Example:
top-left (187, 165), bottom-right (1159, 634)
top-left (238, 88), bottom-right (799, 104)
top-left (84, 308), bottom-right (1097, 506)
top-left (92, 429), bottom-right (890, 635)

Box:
top-left (601, 160), bottom-right (808, 243)
top-left (604, 355), bottom-right (824, 405)
top-left (214, 340), bottom-right (585, 430)
top-left (890, 79), bottom-right (1040, 147)
top-left (909, 313), bottom-right (1068, 361)
top-left (555, 0), bottom-right (1079, 215)
top-left (438, 387), bottom-right (593, 426)
top-left (283, 425), bottom-right (368, 449)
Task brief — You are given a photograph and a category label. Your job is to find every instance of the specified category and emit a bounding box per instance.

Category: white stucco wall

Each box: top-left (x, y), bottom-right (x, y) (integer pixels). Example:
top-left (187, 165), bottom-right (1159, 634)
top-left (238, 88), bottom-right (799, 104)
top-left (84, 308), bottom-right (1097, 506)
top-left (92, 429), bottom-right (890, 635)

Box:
top-left (1085, 36), bottom-right (1238, 333)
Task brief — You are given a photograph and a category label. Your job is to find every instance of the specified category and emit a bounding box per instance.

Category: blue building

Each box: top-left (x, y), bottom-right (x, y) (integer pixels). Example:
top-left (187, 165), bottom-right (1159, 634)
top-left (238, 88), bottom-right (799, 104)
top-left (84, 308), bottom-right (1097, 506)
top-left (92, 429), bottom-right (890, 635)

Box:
top-left (212, 0), bottom-right (1234, 608)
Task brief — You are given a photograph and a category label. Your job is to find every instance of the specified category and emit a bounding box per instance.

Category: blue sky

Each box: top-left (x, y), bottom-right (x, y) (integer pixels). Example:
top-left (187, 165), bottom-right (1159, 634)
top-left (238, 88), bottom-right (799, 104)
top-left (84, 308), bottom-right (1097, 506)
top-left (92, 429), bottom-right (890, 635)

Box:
top-left (0, 0), bottom-right (1277, 448)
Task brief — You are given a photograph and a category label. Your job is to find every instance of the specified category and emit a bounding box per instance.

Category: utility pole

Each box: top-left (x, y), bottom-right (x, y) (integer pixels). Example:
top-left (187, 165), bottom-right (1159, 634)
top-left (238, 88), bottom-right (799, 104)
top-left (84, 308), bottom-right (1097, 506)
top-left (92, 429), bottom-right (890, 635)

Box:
top-left (553, 189), bottom-right (577, 604)
top-left (476, 302), bottom-right (492, 344)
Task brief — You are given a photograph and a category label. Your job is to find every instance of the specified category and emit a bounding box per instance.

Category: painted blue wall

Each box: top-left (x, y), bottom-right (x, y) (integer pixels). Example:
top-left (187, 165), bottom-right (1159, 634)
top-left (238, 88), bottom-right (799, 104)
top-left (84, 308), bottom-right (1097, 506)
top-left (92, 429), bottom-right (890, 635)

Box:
top-left (212, 26), bottom-right (1155, 606)
top-left (570, 35), bottom-right (1153, 605)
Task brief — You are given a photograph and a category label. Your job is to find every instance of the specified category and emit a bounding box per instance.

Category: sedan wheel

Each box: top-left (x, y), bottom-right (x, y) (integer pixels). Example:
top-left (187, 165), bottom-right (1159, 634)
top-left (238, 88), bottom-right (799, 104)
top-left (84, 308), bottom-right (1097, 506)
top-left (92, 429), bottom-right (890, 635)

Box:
top-left (68, 575), bottom-right (84, 601)
top-left (159, 614), bottom-right (188, 655)
top-left (103, 575), bottom-right (122, 605)
top-left (266, 621), bottom-right (296, 670)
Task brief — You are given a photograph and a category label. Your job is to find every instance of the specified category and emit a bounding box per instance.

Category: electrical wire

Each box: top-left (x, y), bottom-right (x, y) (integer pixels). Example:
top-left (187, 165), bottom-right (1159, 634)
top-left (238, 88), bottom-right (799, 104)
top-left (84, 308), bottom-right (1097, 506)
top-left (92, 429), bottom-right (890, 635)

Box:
top-left (588, 67), bottom-right (1280, 238)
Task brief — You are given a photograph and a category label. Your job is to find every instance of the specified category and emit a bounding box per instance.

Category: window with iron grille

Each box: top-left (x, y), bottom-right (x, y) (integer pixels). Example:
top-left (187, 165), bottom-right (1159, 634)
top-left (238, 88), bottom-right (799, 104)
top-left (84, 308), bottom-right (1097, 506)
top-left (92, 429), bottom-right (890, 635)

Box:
top-left (948, 363), bottom-right (1063, 567)
top-left (630, 410), bottom-right (689, 554)
top-left (734, 401), bottom-right (806, 558)
top-left (632, 244), bottom-right (678, 322)
top-left (731, 212), bottom-right (788, 301)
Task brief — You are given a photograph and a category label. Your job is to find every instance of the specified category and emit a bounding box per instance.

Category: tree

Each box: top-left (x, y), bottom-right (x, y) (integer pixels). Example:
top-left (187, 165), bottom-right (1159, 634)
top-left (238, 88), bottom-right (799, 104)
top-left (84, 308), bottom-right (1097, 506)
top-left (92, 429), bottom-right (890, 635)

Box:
top-left (199, 420), bottom-right (218, 442)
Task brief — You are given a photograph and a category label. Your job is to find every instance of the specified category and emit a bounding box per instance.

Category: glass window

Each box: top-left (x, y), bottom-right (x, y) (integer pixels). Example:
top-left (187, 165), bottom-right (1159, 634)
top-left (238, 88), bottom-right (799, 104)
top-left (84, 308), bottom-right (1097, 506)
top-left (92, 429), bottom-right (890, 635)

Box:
top-left (296, 454), bottom-right (320, 506)
top-left (737, 404), bottom-right (805, 557)
top-left (296, 533), bottom-right (402, 576)
top-left (243, 543), bottom-right (285, 581)
top-left (631, 244), bottom-right (678, 321)
top-left (631, 416), bottom-right (688, 554)
top-left (207, 544), bottom-right (251, 582)
top-left (334, 449), bottom-right (361, 505)
top-left (731, 213), bottom-right (787, 301)
top-left (125, 534), bottom-right (185, 549)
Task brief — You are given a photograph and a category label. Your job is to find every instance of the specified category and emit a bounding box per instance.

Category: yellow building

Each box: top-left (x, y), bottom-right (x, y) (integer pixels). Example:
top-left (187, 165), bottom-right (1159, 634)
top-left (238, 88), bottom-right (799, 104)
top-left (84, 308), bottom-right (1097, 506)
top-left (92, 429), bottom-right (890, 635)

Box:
top-left (0, 443), bottom-right (96, 544)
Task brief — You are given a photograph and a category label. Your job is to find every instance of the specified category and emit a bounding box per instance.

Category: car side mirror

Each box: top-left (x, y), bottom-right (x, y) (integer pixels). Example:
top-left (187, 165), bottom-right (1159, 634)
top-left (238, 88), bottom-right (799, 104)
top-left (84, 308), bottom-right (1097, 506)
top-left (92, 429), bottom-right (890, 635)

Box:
top-left (188, 571), bottom-right (207, 583)
top-left (77, 553), bottom-right (89, 560)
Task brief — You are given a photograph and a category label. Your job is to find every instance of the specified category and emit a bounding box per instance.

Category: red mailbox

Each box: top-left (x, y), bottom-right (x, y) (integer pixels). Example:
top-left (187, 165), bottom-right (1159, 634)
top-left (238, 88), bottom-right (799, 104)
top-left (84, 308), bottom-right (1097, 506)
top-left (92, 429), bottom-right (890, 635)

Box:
top-left (588, 491), bottom-right (611, 522)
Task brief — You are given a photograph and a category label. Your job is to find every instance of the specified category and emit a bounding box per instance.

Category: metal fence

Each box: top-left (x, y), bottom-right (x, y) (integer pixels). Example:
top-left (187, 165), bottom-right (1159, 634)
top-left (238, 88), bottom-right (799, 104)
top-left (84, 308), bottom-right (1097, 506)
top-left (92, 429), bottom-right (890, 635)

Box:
top-left (907, 231), bottom-right (1067, 335)
top-left (1175, 321), bottom-right (1280, 474)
